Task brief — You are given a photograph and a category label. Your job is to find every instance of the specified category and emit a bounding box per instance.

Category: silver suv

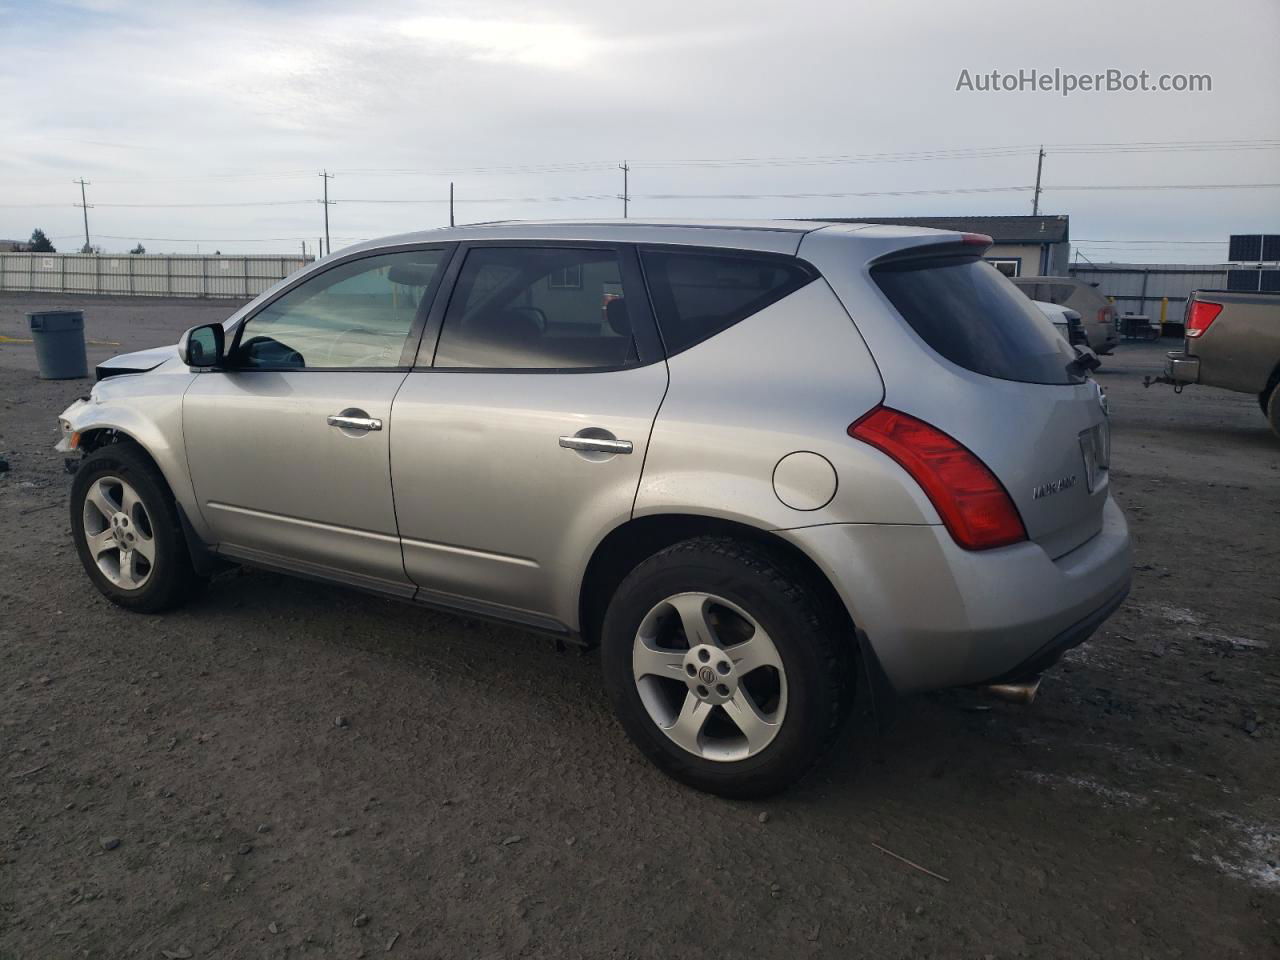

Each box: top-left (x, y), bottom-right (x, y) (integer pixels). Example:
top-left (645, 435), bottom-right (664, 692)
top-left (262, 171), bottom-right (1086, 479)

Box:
top-left (57, 220), bottom-right (1131, 797)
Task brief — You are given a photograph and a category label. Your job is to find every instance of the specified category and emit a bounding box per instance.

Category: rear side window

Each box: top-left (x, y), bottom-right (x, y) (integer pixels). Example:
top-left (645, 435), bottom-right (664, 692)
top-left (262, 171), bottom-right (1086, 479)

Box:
top-left (434, 247), bottom-right (637, 370)
top-left (640, 249), bottom-right (815, 355)
top-left (873, 255), bottom-right (1083, 385)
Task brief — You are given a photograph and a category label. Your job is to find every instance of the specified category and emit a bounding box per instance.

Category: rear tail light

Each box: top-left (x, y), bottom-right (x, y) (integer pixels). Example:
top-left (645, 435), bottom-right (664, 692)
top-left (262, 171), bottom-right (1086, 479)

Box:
top-left (1185, 301), bottom-right (1222, 338)
top-left (961, 233), bottom-right (993, 246)
top-left (849, 407), bottom-right (1027, 551)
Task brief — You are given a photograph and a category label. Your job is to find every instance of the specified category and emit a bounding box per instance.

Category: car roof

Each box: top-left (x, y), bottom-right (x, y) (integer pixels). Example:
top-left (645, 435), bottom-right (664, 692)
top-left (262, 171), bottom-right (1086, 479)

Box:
top-left (339, 218), bottom-right (966, 258)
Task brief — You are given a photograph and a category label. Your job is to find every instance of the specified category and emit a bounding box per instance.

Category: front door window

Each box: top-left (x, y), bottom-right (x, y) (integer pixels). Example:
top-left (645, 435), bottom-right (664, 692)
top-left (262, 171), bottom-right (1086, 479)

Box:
top-left (234, 250), bottom-right (448, 370)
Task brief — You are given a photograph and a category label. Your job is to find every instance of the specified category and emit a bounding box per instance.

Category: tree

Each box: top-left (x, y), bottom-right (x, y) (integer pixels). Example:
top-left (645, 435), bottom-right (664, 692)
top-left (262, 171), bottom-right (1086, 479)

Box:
top-left (28, 228), bottom-right (55, 253)
top-left (129, 243), bottom-right (146, 255)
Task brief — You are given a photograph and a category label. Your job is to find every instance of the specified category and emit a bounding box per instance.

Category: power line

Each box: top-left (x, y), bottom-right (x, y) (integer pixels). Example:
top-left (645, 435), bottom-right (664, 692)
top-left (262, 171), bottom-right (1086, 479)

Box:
top-left (3, 182), bottom-right (1276, 215)
top-left (337, 194), bottom-right (616, 205)
top-left (90, 233), bottom-right (323, 242)
top-left (0, 200), bottom-right (314, 209)
top-left (1045, 182), bottom-right (1280, 192)
top-left (5, 137), bottom-right (1277, 188)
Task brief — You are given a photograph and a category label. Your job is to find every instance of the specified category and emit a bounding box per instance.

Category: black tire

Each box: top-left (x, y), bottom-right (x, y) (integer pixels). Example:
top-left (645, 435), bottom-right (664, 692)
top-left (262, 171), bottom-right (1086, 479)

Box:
top-left (600, 536), bottom-right (854, 799)
top-left (1267, 384), bottom-right (1280, 441)
top-left (70, 442), bottom-right (200, 613)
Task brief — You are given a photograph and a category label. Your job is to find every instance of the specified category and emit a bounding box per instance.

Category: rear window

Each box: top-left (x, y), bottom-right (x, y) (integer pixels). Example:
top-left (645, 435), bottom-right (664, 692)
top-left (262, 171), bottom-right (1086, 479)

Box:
top-left (873, 255), bottom-right (1083, 385)
top-left (640, 248), bottom-right (815, 355)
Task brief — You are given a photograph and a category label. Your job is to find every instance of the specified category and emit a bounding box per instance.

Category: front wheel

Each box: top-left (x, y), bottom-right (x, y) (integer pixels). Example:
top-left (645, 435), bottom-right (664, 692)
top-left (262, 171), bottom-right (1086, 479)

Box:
top-left (1267, 385), bottom-right (1280, 440)
top-left (70, 442), bottom-right (200, 612)
top-left (600, 537), bottom-right (854, 799)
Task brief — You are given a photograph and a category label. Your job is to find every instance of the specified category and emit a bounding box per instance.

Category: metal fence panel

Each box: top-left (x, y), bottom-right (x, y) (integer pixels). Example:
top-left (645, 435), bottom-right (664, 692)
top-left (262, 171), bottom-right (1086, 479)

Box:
top-left (0, 253), bottom-right (312, 298)
top-left (1069, 262), bottom-right (1230, 314)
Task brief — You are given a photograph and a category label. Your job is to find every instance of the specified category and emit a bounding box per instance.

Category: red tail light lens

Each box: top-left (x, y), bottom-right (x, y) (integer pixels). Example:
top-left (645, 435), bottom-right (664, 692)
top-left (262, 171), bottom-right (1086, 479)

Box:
top-left (1185, 301), bottom-right (1222, 338)
top-left (849, 407), bottom-right (1027, 551)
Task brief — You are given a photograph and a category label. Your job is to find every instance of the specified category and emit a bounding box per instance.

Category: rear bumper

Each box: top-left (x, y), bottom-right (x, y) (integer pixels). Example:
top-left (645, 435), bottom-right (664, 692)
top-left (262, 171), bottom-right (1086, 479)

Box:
top-left (779, 495), bottom-right (1132, 694)
top-left (981, 581), bottom-right (1129, 684)
top-left (1164, 351), bottom-right (1200, 384)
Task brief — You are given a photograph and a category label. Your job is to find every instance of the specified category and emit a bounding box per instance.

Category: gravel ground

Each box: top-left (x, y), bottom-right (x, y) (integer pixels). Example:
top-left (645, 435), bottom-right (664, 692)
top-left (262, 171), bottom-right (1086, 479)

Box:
top-left (1, 292), bottom-right (1278, 959)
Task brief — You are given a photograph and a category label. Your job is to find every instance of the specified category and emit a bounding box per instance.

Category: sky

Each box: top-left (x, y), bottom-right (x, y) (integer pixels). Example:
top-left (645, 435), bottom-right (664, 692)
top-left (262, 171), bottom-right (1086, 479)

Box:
top-left (2, 0), bottom-right (1278, 262)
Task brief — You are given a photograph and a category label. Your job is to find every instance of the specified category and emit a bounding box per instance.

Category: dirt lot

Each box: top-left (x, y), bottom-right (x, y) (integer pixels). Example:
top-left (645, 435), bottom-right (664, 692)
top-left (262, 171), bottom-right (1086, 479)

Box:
top-left (1, 292), bottom-right (1277, 959)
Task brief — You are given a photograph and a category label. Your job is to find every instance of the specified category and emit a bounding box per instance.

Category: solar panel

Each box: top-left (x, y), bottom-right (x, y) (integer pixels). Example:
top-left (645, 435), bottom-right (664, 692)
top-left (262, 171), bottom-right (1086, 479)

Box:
top-left (1227, 269), bottom-right (1260, 291)
top-left (1229, 235), bottom-right (1263, 262)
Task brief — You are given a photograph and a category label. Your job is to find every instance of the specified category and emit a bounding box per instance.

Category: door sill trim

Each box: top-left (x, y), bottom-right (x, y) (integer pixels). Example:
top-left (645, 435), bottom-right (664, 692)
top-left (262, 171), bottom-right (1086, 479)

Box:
top-left (215, 545), bottom-right (578, 642)
top-left (410, 586), bottom-right (574, 639)
top-left (218, 544), bottom-right (417, 599)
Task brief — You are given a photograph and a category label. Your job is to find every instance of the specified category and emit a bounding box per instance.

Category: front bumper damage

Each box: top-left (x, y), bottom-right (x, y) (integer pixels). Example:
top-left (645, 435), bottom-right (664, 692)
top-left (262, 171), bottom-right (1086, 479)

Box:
top-left (55, 397), bottom-right (91, 453)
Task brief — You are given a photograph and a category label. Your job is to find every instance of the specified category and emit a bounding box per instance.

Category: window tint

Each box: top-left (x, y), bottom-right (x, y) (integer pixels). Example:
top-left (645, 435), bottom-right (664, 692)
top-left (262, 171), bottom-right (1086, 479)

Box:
top-left (640, 249), bottom-right (815, 355)
top-left (434, 247), bottom-right (637, 370)
top-left (872, 255), bottom-right (1083, 386)
top-left (235, 250), bottom-right (446, 370)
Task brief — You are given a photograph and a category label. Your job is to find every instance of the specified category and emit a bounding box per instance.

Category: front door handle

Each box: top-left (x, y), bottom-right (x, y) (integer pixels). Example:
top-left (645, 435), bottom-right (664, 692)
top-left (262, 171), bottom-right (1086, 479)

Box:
top-left (559, 435), bottom-right (632, 455)
top-left (327, 413), bottom-right (382, 432)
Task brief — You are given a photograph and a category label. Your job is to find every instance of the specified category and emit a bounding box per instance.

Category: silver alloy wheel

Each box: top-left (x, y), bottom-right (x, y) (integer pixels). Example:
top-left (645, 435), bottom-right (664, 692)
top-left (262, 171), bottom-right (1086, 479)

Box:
top-left (632, 592), bottom-right (788, 762)
top-left (81, 475), bottom-right (156, 590)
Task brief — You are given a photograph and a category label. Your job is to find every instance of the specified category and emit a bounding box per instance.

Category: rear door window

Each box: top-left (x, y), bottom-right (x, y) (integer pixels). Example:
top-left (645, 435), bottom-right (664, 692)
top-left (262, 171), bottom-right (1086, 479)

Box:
top-left (640, 248), bottom-right (815, 355)
top-left (872, 255), bottom-right (1083, 385)
top-left (433, 246), bottom-right (640, 370)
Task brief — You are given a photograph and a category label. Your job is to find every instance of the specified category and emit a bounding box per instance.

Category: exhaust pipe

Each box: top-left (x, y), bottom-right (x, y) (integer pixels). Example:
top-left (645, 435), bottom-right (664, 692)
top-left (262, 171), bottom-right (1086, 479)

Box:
top-left (983, 679), bottom-right (1040, 705)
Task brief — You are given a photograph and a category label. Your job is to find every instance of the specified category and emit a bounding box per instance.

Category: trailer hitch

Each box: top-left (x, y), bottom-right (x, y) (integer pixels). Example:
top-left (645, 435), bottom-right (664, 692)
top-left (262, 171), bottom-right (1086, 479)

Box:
top-left (1143, 375), bottom-right (1184, 394)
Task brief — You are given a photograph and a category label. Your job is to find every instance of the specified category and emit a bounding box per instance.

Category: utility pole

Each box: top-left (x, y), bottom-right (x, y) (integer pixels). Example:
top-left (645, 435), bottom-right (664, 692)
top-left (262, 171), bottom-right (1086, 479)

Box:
top-left (618, 161), bottom-right (630, 218)
top-left (74, 178), bottom-right (92, 252)
top-left (449, 181), bottom-right (455, 228)
top-left (319, 170), bottom-right (335, 255)
top-left (1032, 146), bottom-right (1045, 215)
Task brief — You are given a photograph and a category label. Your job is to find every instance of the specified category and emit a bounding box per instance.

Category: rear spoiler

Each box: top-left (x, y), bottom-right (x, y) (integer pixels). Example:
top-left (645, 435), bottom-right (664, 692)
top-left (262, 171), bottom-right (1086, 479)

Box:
top-left (868, 233), bottom-right (994, 271)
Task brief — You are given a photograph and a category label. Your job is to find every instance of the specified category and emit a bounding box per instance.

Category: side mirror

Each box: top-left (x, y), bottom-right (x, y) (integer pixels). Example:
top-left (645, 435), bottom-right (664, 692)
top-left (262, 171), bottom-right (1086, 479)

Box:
top-left (179, 323), bottom-right (225, 368)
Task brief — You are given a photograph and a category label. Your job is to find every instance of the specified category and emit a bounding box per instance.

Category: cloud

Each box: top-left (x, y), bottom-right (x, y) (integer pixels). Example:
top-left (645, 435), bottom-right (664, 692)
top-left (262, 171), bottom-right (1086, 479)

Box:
top-left (1, 0), bottom-right (1277, 255)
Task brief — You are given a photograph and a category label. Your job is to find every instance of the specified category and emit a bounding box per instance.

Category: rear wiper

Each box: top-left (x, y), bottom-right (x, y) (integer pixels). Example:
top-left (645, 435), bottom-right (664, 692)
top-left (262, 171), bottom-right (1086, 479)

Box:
top-left (1066, 345), bottom-right (1101, 378)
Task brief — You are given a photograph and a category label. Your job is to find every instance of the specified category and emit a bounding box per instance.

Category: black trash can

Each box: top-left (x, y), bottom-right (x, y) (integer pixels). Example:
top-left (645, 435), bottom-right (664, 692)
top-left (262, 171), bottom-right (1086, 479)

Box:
top-left (28, 310), bottom-right (89, 379)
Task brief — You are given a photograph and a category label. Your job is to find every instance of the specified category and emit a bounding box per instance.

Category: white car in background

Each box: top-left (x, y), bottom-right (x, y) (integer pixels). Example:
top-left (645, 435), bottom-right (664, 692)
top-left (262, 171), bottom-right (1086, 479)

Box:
top-left (1033, 300), bottom-right (1089, 349)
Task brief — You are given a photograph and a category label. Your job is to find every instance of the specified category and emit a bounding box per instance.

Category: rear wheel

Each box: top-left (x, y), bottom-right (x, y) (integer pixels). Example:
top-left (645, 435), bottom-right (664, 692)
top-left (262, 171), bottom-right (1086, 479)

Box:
top-left (1267, 384), bottom-right (1280, 440)
top-left (600, 537), bottom-right (854, 798)
top-left (70, 442), bottom-right (200, 612)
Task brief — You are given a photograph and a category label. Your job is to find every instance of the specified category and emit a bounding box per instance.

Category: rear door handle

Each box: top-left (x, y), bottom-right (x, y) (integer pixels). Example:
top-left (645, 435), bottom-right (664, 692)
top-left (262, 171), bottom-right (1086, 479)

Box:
top-left (327, 413), bottom-right (383, 432)
top-left (559, 435), bottom-right (633, 455)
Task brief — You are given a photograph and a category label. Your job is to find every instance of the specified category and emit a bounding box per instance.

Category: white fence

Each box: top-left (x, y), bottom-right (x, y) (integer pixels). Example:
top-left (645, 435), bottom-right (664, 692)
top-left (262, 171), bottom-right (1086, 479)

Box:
top-left (0, 253), bottom-right (313, 299)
